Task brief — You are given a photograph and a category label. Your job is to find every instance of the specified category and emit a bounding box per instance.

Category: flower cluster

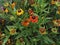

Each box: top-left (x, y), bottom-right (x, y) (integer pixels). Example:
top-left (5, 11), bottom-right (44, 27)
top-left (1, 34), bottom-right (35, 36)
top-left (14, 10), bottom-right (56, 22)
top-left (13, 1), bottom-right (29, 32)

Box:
top-left (0, 0), bottom-right (60, 45)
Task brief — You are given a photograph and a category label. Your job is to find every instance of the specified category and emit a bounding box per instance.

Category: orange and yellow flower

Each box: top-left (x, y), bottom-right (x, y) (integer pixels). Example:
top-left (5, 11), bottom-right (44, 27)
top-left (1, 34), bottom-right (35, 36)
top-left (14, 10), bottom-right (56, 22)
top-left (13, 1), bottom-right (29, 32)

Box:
top-left (28, 8), bottom-right (34, 16)
top-left (21, 19), bottom-right (30, 26)
top-left (55, 1), bottom-right (60, 6)
top-left (11, 2), bottom-right (16, 9)
top-left (53, 19), bottom-right (60, 26)
top-left (57, 10), bottom-right (60, 14)
top-left (39, 27), bottom-right (47, 35)
top-left (4, 8), bottom-right (9, 13)
top-left (16, 9), bottom-right (24, 16)
top-left (30, 15), bottom-right (38, 23)
top-left (56, 6), bottom-right (60, 14)
top-left (51, 0), bottom-right (57, 5)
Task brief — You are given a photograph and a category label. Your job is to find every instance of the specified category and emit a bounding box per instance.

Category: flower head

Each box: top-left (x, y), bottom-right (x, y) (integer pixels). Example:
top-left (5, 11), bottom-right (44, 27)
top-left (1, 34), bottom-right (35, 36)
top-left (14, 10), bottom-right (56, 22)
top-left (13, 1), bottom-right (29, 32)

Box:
top-left (0, 19), bottom-right (5, 25)
top-left (11, 2), bottom-right (16, 9)
top-left (4, 8), bottom-right (9, 13)
top-left (55, 1), bottom-right (60, 6)
top-left (51, 28), bottom-right (58, 34)
top-left (39, 27), bottom-right (47, 35)
top-left (56, 6), bottom-right (60, 14)
top-left (28, 8), bottom-right (34, 16)
top-left (53, 19), bottom-right (60, 26)
top-left (51, 0), bottom-right (57, 5)
top-left (21, 19), bottom-right (30, 26)
top-left (10, 28), bottom-right (16, 35)
top-left (57, 10), bottom-right (60, 14)
top-left (4, 2), bottom-right (9, 7)
top-left (16, 9), bottom-right (24, 16)
top-left (30, 15), bottom-right (38, 23)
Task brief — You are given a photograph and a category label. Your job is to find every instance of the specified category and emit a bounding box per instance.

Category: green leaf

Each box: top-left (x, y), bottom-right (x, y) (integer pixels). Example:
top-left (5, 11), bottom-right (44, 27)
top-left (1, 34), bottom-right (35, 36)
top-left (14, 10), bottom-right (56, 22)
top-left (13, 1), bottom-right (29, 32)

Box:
top-left (2, 35), bottom-right (10, 45)
top-left (4, 29), bottom-right (10, 35)
top-left (43, 36), bottom-right (55, 44)
top-left (6, 26), bottom-right (17, 31)
top-left (16, 39), bottom-right (21, 45)
top-left (15, 34), bottom-right (22, 39)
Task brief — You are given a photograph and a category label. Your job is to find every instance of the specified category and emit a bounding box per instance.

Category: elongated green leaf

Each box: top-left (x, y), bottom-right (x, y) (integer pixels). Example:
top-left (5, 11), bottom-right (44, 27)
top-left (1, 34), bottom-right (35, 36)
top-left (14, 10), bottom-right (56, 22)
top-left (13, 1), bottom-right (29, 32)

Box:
top-left (2, 35), bottom-right (10, 45)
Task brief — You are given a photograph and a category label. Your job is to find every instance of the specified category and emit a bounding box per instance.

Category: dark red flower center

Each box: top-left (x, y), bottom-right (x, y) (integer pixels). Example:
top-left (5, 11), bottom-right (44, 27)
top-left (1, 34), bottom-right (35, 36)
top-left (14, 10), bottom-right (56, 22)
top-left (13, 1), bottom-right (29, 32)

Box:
top-left (32, 16), bottom-right (36, 19)
top-left (3, 8), bottom-right (6, 11)
top-left (18, 10), bottom-right (21, 12)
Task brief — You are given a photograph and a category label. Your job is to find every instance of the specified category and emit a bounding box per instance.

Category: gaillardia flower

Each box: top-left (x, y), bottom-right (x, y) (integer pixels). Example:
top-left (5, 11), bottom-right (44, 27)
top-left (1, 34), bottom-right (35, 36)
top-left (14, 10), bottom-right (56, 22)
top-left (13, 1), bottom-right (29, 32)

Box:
top-left (53, 19), bottom-right (60, 26)
top-left (28, 8), bottom-right (34, 16)
top-left (4, 2), bottom-right (9, 7)
top-left (55, 1), bottom-right (60, 6)
top-left (4, 8), bottom-right (9, 13)
top-left (16, 9), bottom-right (24, 16)
top-left (57, 10), bottom-right (60, 14)
top-left (0, 19), bottom-right (5, 25)
top-left (39, 27), bottom-right (47, 35)
top-left (51, 28), bottom-right (58, 34)
top-left (10, 28), bottom-right (16, 35)
top-left (30, 15), bottom-right (38, 23)
top-left (11, 2), bottom-right (16, 9)
top-left (21, 19), bottom-right (30, 26)
top-left (56, 6), bottom-right (60, 14)
top-left (51, 0), bottom-right (57, 5)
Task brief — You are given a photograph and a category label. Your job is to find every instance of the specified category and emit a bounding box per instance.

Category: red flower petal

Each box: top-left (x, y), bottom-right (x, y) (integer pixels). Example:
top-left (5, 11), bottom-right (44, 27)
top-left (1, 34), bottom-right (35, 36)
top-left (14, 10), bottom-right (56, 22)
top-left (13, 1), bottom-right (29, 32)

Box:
top-left (30, 16), bottom-right (38, 23)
